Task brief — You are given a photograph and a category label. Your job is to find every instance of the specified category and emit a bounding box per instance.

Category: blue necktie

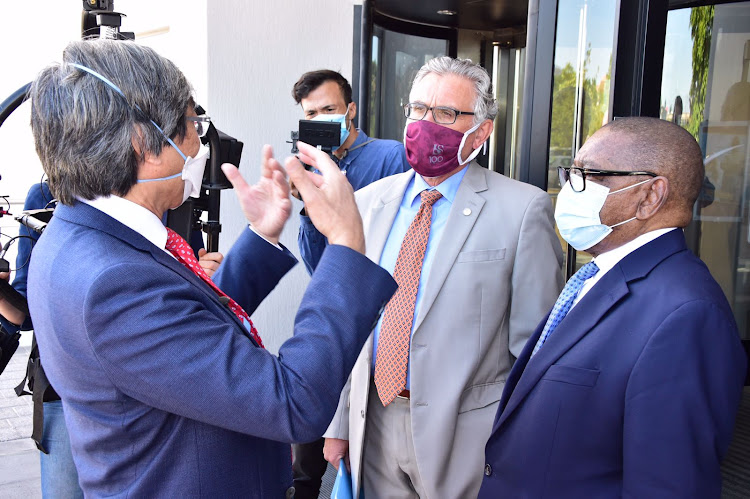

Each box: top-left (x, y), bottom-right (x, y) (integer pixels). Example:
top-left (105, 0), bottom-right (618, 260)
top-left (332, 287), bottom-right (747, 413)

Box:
top-left (531, 261), bottom-right (599, 357)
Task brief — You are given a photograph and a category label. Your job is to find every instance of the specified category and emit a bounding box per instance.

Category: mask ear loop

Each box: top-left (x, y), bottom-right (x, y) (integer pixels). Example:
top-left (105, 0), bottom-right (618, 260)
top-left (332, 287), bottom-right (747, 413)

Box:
top-left (608, 177), bottom-right (654, 195)
top-left (68, 63), bottom-right (187, 162)
top-left (606, 177), bottom-right (656, 228)
top-left (457, 121), bottom-right (484, 166)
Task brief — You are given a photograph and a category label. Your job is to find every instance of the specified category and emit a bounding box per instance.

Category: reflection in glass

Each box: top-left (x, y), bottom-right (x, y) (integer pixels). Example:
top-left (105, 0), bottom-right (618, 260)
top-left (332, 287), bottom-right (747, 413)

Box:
top-left (369, 27), bottom-right (447, 141)
top-left (546, 0), bottom-right (617, 271)
top-left (662, 2), bottom-right (750, 337)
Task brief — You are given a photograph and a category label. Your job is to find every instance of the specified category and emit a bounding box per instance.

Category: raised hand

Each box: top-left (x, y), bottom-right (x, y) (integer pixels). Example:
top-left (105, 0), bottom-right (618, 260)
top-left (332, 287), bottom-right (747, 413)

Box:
top-left (221, 145), bottom-right (292, 244)
top-left (283, 142), bottom-right (365, 254)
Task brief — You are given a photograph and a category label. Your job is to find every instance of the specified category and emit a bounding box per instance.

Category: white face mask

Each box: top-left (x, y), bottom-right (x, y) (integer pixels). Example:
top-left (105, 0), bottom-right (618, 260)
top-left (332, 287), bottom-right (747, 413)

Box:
top-left (138, 144), bottom-right (209, 204)
top-left (554, 176), bottom-right (652, 251)
top-left (181, 145), bottom-right (210, 202)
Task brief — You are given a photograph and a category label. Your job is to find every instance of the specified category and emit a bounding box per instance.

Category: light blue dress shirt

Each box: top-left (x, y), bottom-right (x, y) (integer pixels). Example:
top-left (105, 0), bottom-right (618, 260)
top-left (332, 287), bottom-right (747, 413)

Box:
top-left (372, 166), bottom-right (469, 389)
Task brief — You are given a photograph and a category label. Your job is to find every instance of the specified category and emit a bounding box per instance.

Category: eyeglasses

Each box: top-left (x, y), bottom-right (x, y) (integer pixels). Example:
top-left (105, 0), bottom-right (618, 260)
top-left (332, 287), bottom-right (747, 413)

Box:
top-left (558, 166), bottom-right (657, 192)
top-left (403, 102), bottom-right (475, 125)
top-left (187, 116), bottom-right (211, 138)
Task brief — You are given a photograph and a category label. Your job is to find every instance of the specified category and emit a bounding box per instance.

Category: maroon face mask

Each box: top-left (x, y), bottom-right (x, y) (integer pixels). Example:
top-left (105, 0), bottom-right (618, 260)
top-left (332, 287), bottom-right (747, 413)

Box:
top-left (404, 120), bottom-right (483, 177)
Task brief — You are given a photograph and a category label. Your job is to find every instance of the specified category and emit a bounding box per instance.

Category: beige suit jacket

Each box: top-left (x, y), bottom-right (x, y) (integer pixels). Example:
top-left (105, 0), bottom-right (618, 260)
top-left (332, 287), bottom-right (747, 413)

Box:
top-left (324, 163), bottom-right (563, 498)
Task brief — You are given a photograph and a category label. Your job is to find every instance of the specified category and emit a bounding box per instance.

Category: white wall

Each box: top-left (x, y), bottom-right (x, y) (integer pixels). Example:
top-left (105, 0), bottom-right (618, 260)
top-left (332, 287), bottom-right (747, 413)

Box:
top-left (207, 0), bottom-right (358, 353)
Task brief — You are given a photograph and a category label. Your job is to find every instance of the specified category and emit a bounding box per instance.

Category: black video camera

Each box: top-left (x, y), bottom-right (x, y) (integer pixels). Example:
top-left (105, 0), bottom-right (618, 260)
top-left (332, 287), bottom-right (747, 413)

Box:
top-left (166, 107), bottom-right (243, 253)
top-left (81, 0), bottom-right (134, 40)
top-left (289, 120), bottom-right (341, 154)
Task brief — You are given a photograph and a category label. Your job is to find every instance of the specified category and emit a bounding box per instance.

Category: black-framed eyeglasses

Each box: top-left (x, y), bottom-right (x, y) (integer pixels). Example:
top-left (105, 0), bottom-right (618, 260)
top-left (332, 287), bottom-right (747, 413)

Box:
top-left (187, 116), bottom-right (211, 138)
top-left (558, 166), bottom-right (658, 192)
top-left (403, 102), bottom-right (475, 125)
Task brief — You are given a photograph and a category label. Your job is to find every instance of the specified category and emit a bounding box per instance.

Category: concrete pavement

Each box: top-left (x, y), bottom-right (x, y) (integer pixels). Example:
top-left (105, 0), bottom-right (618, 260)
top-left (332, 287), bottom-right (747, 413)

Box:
top-left (0, 345), bottom-right (41, 498)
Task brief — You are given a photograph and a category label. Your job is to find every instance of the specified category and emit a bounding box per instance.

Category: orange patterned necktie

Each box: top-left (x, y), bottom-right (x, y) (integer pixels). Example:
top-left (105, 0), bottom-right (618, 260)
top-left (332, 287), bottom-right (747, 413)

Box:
top-left (374, 189), bottom-right (442, 406)
top-left (165, 228), bottom-right (264, 348)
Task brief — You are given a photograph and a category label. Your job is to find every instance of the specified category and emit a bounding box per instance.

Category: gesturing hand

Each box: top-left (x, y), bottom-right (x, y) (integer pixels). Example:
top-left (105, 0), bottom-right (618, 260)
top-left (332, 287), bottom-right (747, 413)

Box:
top-left (284, 142), bottom-right (365, 254)
top-left (221, 145), bottom-right (292, 244)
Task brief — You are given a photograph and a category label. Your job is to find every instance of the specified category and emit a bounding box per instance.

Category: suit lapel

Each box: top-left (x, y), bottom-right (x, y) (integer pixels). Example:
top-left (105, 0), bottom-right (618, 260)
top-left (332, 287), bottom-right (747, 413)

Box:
top-left (54, 202), bottom-right (252, 340)
top-left (492, 229), bottom-right (689, 432)
top-left (363, 171), bottom-right (415, 264)
top-left (494, 273), bottom-right (628, 430)
top-left (412, 164), bottom-right (487, 334)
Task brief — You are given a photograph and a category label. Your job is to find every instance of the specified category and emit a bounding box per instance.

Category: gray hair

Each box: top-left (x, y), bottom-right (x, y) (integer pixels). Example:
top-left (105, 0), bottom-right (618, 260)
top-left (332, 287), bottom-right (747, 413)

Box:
top-left (412, 57), bottom-right (498, 124)
top-left (30, 40), bottom-right (193, 205)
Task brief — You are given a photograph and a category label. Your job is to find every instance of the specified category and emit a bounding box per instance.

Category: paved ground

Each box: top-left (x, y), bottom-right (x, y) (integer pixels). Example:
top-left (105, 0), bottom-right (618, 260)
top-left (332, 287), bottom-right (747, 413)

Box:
top-left (0, 345), bottom-right (41, 498)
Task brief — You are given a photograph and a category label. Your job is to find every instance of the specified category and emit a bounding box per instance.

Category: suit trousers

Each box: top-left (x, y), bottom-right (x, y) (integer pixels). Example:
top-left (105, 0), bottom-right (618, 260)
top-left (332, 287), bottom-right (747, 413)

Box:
top-left (291, 438), bottom-right (328, 499)
top-left (362, 379), bottom-right (426, 498)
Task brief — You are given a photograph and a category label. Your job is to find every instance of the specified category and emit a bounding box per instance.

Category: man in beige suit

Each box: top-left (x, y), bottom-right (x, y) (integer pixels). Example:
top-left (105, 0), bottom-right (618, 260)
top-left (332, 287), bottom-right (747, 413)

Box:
top-left (323, 57), bottom-right (563, 498)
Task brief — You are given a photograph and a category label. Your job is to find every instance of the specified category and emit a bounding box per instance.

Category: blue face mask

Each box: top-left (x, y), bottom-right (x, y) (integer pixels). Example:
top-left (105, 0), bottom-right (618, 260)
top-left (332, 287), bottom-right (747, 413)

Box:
top-left (311, 104), bottom-right (351, 147)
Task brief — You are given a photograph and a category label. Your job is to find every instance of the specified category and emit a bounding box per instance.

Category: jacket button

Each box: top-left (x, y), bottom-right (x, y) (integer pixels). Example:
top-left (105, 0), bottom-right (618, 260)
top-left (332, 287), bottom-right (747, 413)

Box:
top-left (484, 463), bottom-right (492, 476)
top-left (361, 409), bottom-right (365, 418)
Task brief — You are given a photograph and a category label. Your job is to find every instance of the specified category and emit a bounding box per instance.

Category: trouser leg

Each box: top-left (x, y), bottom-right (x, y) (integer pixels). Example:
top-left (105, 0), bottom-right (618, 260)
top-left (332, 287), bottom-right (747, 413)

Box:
top-left (362, 380), bottom-right (426, 498)
top-left (292, 438), bottom-right (328, 499)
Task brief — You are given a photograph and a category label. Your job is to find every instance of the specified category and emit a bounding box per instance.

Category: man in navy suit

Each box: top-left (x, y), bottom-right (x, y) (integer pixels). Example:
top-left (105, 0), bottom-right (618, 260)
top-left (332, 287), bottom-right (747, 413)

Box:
top-left (26, 40), bottom-right (396, 497)
top-left (480, 117), bottom-right (747, 498)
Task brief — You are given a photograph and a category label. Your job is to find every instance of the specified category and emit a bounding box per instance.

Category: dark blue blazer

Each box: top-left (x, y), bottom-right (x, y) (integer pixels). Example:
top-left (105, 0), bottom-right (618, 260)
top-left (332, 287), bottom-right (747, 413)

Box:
top-left (28, 201), bottom-right (396, 498)
top-left (480, 229), bottom-right (746, 498)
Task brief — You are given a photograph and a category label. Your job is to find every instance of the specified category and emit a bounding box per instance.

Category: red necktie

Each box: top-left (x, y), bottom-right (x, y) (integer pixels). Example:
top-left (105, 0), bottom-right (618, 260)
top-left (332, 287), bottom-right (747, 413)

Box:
top-left (374, 189), bottom-right (442, 406)
top-left (165, 228), bottom-right (264, 348)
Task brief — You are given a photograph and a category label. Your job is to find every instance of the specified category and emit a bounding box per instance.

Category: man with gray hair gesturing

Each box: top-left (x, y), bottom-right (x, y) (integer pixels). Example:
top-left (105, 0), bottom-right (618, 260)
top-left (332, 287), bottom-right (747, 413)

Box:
top-left (322, 56), bottom-right (563, 498)
top-left (26, 40), bottom-right (396, 497)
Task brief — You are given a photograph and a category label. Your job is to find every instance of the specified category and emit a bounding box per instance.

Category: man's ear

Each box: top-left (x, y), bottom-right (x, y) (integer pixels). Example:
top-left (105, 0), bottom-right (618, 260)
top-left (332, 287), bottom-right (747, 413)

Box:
top-left (131, 125), bottom-right (161, 166)
top-left (472, 120), bottom-right (494, 149)
top-left (636, 177), bottom-right (669, 220)
top-left (348, 101), bottom-right (358, 123)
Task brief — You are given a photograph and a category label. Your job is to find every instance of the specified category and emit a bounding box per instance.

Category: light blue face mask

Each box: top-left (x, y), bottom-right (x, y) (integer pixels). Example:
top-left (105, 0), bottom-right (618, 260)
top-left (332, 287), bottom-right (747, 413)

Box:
top-left (554, 176), bottom-right (653, 251)
top-left (69, 63), bottom-right (207, 202)
top-left (311, 104), bottom-right (351, 147)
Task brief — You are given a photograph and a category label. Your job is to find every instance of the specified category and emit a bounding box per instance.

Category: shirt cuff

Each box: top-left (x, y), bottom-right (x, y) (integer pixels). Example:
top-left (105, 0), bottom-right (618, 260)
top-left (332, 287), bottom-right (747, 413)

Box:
top-left (249, 226), bottom-right (282, 250)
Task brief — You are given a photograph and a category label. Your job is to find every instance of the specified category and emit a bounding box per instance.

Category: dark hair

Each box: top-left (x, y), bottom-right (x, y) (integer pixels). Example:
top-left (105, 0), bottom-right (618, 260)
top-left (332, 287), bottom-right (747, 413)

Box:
top-left (30, 40), bottom-right (193, 205)
top-left (292, 70), bottom-right (352, 105)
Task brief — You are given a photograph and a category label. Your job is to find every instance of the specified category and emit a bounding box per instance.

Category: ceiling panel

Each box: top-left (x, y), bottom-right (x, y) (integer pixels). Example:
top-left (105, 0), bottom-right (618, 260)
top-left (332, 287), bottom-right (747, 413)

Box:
top-left (374, 0), bottom-right (529, 31)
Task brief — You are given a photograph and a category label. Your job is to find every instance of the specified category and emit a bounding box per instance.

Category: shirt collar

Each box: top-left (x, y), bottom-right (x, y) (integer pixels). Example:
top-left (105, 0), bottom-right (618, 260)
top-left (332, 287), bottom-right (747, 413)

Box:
top-left (406, 165), bottom-right (469, 207)
top-left (591, 227), bottom-right (678, 275)
top-left (80, 195), bottom-right (169, 251)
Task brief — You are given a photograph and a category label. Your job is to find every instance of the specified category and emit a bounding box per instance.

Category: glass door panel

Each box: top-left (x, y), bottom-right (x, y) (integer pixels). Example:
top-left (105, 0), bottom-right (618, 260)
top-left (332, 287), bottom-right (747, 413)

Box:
top-left (370, 27), bottom-right (448, 141)
top-left (546, 0), bottom-right (618, 273)
top-left (661, 2), bottom-right (750, 337)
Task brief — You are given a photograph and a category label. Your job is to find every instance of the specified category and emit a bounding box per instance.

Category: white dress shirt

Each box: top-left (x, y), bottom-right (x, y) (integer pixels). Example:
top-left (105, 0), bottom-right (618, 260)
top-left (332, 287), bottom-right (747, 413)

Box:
top-left (572, 227), bottom-right (678, 309)
top-left (80, 195), bottom-right (171, 253)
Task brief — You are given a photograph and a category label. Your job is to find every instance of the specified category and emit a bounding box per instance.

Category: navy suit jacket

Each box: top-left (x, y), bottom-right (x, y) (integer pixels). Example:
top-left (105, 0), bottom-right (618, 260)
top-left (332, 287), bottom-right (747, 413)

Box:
top-left (28, 202), bottom-right (396, 497)
top-left (480, 229), bottom-right (746, 498)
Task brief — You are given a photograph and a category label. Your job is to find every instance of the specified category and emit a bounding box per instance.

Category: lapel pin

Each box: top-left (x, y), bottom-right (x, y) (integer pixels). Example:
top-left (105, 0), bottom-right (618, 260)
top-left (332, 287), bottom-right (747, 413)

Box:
top-left (463, 208), bottom-right (472, 216)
